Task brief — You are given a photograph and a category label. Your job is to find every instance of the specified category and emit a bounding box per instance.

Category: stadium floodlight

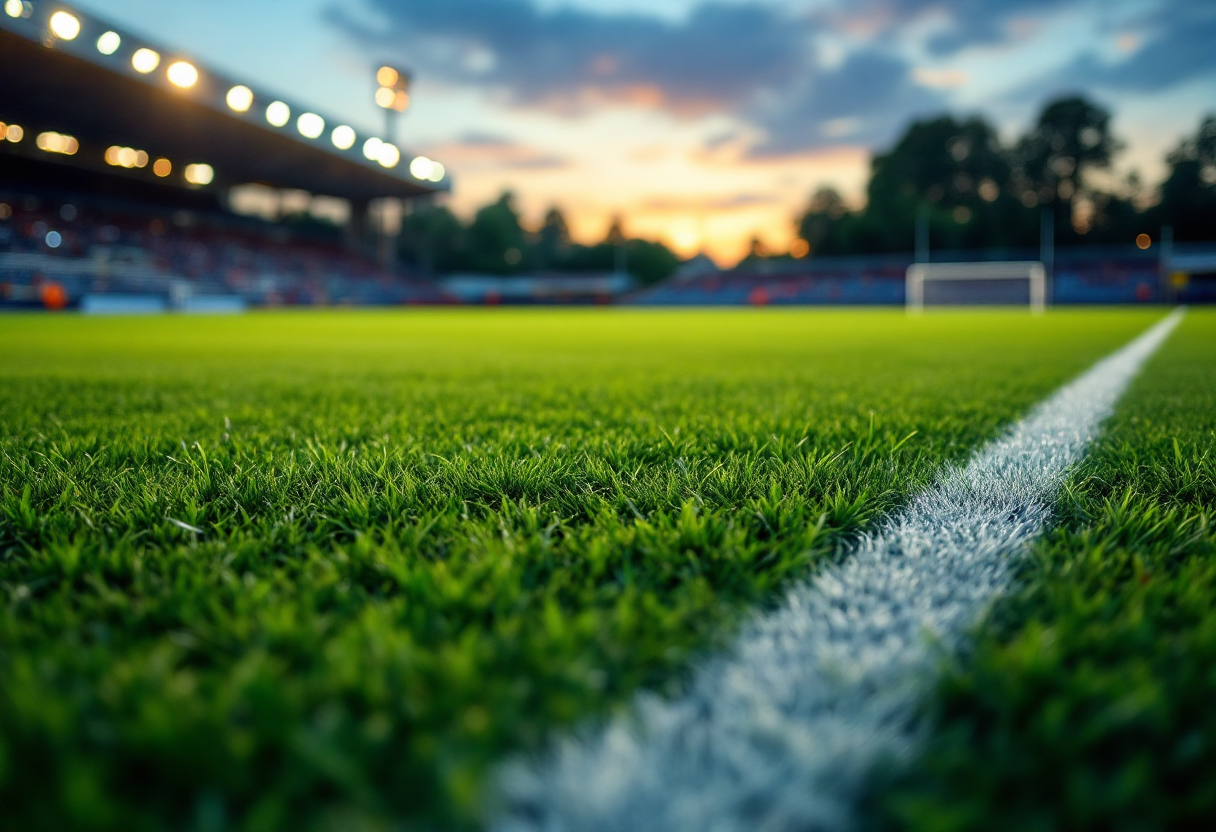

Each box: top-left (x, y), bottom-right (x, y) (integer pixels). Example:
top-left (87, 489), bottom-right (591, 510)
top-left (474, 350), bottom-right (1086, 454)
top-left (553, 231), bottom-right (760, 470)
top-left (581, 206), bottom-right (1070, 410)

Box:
top-left (166, 61), bottom-right (199, 89)
top-left (96, 30), bottom-right (121, 55)
top-left (48, 11), bottom-right (80, 40)
top-left (331, 124), bottom-right (356, 150)
top-left (297, 112), bottom-right (325, 139)
top-left (153, 157), bottom-right (172, 177)
top-left (409, 155), bottom-right (433, 180)
top-left (375, 65), bottom-right (411, 113)
top-left (265, 101), bottom-right (290, 127)
top-left (184, 163), bottom-right (214, 185)
top-left (36, 131), bottom-right (78, 155)
top-left (226, 85), bottom-right (253, 112)
top-left (362, 136), bottom-right (384, 160)
top-left (906, 261), bottom-right (1047, 312)
top-left (131, 48), bottom-right (160, 73)
top-left (378, 143), bottom-right (401, 168)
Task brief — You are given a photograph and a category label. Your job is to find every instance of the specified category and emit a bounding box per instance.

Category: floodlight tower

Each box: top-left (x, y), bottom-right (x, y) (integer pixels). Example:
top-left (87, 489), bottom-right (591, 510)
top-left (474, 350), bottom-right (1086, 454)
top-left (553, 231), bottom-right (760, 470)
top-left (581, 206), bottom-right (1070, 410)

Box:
top-left (374, 65), bottom-right (411, 146)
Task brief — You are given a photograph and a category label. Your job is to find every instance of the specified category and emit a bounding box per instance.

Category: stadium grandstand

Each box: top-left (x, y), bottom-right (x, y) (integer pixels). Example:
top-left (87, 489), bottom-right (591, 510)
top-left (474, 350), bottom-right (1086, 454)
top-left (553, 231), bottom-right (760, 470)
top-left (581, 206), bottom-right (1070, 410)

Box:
top-left (632, 243), bottom-right (1216, 307)
top-left (0, 1), bottom-right (453, 311)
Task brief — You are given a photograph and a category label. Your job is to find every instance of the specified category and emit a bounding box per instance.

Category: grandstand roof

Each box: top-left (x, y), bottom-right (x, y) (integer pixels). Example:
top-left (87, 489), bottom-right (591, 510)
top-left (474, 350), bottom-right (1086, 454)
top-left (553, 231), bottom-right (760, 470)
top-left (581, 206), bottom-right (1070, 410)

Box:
top-left (0, 3), bottom-right (448, 202)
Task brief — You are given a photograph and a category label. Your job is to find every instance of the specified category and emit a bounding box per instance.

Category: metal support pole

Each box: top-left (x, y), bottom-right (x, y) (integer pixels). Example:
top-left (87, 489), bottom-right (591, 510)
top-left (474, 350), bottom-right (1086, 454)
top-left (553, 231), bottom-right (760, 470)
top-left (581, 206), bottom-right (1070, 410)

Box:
top-left (1160, 225), bottom-right (1174, 304)
top-left (914, 207), bottom-right (929, 264)
top-left (1040, 205), bottom-right (1054, 303)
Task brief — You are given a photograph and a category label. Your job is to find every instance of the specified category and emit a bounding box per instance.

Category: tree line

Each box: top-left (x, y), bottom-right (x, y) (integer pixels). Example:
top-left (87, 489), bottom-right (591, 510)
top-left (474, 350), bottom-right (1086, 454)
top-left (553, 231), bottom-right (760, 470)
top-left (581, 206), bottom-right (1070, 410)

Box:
top-left (397, 193), bottom-right (680, 284)
top-left (398, 95), bottom-right (1214, 281)
top-left (790, 96), bottom-right (1216, 260)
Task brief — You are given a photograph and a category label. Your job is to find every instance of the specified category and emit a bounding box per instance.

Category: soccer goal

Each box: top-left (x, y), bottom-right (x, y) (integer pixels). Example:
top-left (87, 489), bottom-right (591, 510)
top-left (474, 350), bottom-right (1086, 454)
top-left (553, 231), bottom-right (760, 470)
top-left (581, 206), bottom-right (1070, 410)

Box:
top-left (906, 261), bottom-right (1047, 312)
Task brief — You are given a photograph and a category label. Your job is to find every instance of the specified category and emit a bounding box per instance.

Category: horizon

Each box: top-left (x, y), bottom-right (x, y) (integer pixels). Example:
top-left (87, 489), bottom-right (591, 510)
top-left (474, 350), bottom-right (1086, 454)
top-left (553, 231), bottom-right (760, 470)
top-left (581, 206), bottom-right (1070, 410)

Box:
top-left (72, 0), bottom-right (1216, 264)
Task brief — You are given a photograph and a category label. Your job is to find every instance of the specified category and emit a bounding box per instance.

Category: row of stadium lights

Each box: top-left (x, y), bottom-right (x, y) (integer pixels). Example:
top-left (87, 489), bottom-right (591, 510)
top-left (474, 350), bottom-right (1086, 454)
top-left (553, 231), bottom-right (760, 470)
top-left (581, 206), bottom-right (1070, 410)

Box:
top-left (5, 2), bottom-right (446, 184)
top-left (1, 116), bottom-right (213, 184)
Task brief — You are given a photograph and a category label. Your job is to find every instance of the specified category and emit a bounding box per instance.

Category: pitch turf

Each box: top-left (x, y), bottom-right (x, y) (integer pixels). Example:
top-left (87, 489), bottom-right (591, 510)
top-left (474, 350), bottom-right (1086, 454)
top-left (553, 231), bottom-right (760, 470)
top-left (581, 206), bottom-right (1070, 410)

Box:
top-left (875, 309), bottom-right (1216, 831)
top-left (0, 308), bottom-right (1193, 831)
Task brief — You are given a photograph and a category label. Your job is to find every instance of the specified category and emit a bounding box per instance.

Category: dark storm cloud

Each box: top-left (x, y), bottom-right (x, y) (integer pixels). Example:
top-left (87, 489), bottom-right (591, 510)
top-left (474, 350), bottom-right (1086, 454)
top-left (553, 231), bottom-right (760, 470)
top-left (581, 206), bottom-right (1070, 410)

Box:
top-left (327, 0), bottom-right (812, 115)
top-left (749, 51), bottom-right (946, 157)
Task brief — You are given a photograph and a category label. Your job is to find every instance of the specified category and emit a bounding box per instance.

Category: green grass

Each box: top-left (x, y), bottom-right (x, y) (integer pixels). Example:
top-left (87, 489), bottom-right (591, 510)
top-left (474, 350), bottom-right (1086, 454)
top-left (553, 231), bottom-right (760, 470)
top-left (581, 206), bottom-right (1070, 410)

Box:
top-left (0, 309), bottom-right (1165, 831)
top-left (876, 309), bottom-right (1216, 831)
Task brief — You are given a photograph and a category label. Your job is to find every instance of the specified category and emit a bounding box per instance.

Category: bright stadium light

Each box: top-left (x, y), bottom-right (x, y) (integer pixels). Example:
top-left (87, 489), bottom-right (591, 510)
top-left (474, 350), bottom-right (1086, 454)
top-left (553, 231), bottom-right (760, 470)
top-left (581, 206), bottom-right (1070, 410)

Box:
top-left (36, 131), bottom-right (78, 155)
top-left (374, 87), bottom-right (395, 109)
top-left (184, 163), bottom-right (214, 185)
top-left (226, 85), bottom-right (253, 112)
top-left (48, 11), bottom-right (80, 40)
top-left (153, 157), bottom-right (172, 177)
top-left (265, 101), bottom-right (290, 127)
top-left (409, 155), bottom-right (434, 180)
top-left (331, 124), bottom-right (356, 150)
top-left (377, 66), bottom-right (399, 87)
top-left (166, 61), bottom-right (198, 89)
top-left (297, 112), bottom-right (324, 139)
top-left (132, 48), bottom-right (160, 74)
top-left (378, 143), bottom-right (401, 168)
top-left (362, 136), bottom-right (383, 161)
top-left (4, 0), bottom-right (22, 18)
top-left (96, 31), bottom-right (121, 55)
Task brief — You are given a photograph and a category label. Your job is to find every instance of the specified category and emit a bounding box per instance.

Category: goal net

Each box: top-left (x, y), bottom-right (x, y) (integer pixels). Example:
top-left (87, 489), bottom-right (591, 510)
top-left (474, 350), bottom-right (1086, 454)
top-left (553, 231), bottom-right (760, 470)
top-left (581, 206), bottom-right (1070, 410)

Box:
top-left (906, 261), bottom-right (1047, 311)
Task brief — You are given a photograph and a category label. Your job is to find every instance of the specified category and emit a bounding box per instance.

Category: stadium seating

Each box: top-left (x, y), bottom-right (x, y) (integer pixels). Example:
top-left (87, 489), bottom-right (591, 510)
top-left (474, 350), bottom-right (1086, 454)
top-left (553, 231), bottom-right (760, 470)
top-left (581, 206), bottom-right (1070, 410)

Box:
top-left (632, 246), bottom-right (1216, 306)
top-left (0, 192), bottom-right (451, 309)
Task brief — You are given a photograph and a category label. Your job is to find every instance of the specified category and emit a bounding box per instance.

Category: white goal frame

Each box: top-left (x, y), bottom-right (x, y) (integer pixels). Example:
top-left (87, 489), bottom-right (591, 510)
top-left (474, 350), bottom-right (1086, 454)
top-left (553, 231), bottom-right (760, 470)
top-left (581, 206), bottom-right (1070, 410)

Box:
top-left (906, 261), bottom-right (1047, 312)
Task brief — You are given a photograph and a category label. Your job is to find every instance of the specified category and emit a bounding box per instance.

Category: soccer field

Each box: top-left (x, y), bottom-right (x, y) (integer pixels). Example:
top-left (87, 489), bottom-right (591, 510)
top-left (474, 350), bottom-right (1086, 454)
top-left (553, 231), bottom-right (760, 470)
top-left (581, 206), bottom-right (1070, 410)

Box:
top-left (1, 309), bottom-right (1212, 831)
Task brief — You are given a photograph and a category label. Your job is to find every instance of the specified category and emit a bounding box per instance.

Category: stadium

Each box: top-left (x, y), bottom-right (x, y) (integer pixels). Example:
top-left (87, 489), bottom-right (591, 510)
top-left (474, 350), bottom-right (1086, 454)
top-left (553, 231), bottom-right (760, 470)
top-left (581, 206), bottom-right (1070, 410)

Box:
top-left (1, 2), bottom-right (1215, 832)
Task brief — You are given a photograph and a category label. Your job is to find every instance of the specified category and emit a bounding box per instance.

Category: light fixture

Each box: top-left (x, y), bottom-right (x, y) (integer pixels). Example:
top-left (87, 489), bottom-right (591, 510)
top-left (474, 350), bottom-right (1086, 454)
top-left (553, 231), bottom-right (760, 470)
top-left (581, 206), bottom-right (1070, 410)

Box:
top-left (106, 146), bottom-right (149, 168)
top-left (36, 131), bottom-right (78, 155)
top-left (166, 61), bottom-right (198, 89)
top-left (374, 65), bottom-right (411, 112)
top-left (132, 48), bottom-right (160, 73)
top-left (226, 85), bottom-right (253, 112)
top-left (377, 66), bottom-right (399, 87)
top-left (184, 163), bottom-right (214, 185)
top-left (362, 136), bottom-right (383, 161)
top-left (374, 86), bottom-right (395, 109)
top-left (96, 31), bottom-right (121, 55)
top-left (410, 156), bottom-right (434, 180)
top-left (45, 230), bottom-right (62, 248)
top-left (265, 101), bottom-right (290, 127)
top-left (3, 0), bottom-right (23, 18)
top-left (153, 157), bottom-right (172, 177)
top-left (427, 161), bottom-right (446, 182)
top-left (297, 112), bottom-right (324, 139)
top-left (331, 125), bottom-right (356, 150)
top-left (48, 10), bottom-right (80, 40)
top-left (4, 124), bottom-right (23, 142)
top-left (378, 143), bottom-right (400, 168)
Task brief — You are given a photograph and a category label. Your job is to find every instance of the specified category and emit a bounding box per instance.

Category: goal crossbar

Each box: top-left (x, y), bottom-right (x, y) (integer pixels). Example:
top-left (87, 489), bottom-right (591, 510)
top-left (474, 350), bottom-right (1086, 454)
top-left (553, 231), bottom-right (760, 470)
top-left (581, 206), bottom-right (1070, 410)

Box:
top-left (907, 261), bottom-right (1047, 312)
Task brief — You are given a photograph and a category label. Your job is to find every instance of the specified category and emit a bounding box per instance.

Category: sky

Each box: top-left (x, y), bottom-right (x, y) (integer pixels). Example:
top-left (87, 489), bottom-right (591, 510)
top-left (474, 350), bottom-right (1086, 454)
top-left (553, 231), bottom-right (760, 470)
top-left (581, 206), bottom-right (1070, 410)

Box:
top-left (74, 0), bottom-right (1216, 263)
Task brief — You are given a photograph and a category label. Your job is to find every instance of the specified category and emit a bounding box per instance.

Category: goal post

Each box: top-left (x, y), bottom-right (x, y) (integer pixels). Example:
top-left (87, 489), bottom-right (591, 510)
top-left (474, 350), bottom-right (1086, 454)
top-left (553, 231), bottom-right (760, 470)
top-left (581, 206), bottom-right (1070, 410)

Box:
top-left (906, 261), bottom-right (1047, 312)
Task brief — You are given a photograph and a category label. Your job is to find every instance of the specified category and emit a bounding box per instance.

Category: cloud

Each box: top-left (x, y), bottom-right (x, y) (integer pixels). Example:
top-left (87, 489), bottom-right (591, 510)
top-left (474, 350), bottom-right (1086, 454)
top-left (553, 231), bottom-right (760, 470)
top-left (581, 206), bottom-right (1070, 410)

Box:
top-left (328, 0), bottom-right (812, 116)
top-left (749, 50), bottom-right (947, 157)
top-left (820, 0), bottom-right (1074, 56)
top-left (640, 193), bottom-right (782, 212)
top-left (423, 134), bottom-right (570, 171)
top-left (1032, 1), bottom-right (1216, 94)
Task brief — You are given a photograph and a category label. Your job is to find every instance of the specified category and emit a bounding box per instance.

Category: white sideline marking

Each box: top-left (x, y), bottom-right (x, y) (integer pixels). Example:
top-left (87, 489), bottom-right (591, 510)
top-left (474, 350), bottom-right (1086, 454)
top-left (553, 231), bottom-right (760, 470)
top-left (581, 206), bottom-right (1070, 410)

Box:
top-left (490, 310), bottom-right (1184, 832)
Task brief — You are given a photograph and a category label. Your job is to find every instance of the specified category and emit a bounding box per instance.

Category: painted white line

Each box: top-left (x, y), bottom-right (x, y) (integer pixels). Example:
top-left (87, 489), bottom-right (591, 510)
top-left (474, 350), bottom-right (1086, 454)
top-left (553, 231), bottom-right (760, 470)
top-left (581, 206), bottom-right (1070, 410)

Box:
top-left (490, 310), bottom-right (1184, 832)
